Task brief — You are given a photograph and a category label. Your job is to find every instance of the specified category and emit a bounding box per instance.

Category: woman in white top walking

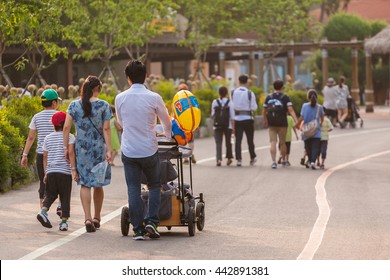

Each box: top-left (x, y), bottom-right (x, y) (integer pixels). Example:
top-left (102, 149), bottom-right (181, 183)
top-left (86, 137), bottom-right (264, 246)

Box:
top-left (336, 76), bottom-right (349, 128)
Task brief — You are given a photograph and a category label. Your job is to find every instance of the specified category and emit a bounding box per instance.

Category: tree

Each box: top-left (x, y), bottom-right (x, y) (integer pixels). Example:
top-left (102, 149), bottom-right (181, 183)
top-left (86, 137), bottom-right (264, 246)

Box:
top-left (75, 0), bottom-right (175, 91)
top-left (175, 0), bottom-right (246, 86)
top-left (319, 0), bottom-right (351, 22)
top-left (0, 1), bottom-right (28, 87)
top-left (19, 0), bottom-right (84, 88)
top-left (312, 14), bottom-right (388, 95)
top-left (243, 0), bottom-right (319, 82)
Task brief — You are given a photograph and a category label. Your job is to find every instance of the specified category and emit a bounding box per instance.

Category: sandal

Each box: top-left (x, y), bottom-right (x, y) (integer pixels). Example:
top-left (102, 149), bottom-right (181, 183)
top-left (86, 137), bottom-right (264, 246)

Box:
top-left (93, 218), bottom-right (101, 229)
top-left (85, 219), bottom-right (96, 233)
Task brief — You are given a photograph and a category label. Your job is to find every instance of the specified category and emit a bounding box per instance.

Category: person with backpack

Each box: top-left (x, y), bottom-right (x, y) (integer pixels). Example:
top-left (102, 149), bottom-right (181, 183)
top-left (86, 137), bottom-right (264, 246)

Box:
top-left (263, 80), bottom-right (299, 169)
top-left (231, 74), bottom-right (258, 167)
top-left (211, 86), bottom-right (235, 166)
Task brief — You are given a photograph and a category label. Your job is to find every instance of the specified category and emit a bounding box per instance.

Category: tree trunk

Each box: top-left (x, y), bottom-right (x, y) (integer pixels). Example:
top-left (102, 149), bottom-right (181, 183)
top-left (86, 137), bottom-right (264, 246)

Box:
top-left (0, 67), bottom-right (14, 88)
top-left (319, 1), bottom-right (326, 22)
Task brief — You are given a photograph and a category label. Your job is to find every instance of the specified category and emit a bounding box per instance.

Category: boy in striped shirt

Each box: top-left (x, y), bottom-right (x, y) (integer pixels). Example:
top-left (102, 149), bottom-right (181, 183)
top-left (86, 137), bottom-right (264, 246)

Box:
top-left (37, 111), bottom-right (77, 231)
top-left (21, 89), bottom-right (60, 211)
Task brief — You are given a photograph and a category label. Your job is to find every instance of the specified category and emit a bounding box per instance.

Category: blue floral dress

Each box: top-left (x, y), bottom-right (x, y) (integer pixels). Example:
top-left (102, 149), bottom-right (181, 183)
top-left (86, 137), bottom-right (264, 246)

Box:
top-left (68, 99), bottom-right (113, 187)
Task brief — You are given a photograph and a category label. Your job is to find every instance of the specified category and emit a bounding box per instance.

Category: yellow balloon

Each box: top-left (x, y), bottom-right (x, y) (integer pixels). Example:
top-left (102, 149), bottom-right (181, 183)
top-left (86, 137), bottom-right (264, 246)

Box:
top-left (172, 90), bottom-right (201, 132)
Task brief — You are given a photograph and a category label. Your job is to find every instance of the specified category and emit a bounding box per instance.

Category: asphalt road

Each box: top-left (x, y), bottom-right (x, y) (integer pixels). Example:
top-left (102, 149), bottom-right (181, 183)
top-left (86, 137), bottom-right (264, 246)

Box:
top-left (1, 108), bottom-right (390, 261)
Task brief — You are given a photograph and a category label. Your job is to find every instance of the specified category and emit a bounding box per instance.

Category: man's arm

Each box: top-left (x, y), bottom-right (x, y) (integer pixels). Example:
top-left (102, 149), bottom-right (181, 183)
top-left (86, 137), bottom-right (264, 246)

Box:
top-left (114, 97), bottom-right (123, 127)
top-left (21, 129), bottom-right (37, 168)
top-left (287, 106), bottom-right (299, 125)
top-left (156, 96), bottom-right (172, 139)
top-left (43, 150), bottom-right (48, 184)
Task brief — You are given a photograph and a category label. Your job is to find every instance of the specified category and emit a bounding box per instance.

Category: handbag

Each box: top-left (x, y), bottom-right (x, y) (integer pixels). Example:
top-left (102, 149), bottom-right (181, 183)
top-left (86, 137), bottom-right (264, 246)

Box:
top-left (302, 105), bottom-right (321, 138)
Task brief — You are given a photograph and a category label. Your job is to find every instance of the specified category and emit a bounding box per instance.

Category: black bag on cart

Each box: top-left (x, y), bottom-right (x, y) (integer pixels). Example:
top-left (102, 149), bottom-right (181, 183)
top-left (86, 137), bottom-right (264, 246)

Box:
top-left (141, 189), bottom-right (174, 220)
top-left (141, 160), bottom-right (178, 185)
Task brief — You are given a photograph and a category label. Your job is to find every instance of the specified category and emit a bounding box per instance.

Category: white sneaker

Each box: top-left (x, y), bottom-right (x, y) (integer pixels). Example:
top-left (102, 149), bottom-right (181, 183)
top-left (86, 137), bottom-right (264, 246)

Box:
top-left (237, 160), bottom-right (242, 167)
top-left (250, 158), bottom-right (257, 166)
top-left (59, 222), bottom-right (68, 231)
top-left (37, 212), bottom-right (52, 228)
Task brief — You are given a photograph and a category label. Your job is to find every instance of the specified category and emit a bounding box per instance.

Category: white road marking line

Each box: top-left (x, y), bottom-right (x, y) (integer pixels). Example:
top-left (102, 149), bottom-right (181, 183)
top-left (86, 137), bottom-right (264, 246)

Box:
top-left (19, 206), bottom-right (125, 260)
top-left (297, 150), bottom-right (390, 260)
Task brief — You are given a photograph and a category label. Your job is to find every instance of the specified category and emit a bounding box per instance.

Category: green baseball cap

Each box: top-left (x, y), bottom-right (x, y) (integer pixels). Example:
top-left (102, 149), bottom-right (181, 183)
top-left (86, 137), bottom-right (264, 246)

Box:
top-left (41, 89), bottom-right (61, 101)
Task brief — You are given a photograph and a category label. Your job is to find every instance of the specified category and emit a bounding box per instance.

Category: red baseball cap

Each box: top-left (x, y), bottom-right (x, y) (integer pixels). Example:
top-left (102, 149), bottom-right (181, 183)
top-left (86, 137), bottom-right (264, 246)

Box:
top-left (51, 111), bottom-right (66, 126)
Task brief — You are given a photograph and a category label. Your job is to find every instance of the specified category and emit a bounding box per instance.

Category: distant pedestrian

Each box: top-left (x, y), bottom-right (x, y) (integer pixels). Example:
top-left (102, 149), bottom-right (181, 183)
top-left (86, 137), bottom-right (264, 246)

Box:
top-left (110, 106), bottom-right (122, 166)
top-left (336, 76), bottom-right (349, 128)
top-left (295, 89), bottom-right (324, 170)
top-left (322, 77), bottom-right (338, 126)
top-left (21, 89), bottom-right (61, 211)
top-left (231, 74), bottom-right (258, 166)
top-left (317, 115), bottom-right (333, 169)
top-left (277, 114), bottom-right (298, 166)
top-left (263, 80), bottom-right (298, 169)
top-left (36, 112), bottom-right (77, 231)
top-left (211, 86), bottom-right (235, 166)
top-left (63, 75), bottom-right (113, 233)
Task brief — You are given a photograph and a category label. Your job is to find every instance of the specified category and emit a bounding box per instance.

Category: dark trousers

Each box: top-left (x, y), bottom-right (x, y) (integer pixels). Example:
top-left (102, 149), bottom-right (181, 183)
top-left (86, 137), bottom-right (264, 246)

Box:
top-left (121, 151), bottom-right (161, 231)
top-left (304, 138), bottom-right (321, 164)
top-left (43, 173), bottom-right (72, 218)
top-left (36, 153), bottom-right (45, 199)
top-left (319, 140), bottom-right (328, 159)
top-left (235, 120), bottom-right (256, 160)
top-left (214, 128), bottom-right (233, 161)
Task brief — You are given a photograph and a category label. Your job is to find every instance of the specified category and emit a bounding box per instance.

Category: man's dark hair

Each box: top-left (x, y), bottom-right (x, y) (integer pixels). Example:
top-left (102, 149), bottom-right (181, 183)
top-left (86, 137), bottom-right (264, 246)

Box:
top-left (273, 80), bottom-right (284, 91)
top-left (219, 86), bottom-right (228, 98)
top-left (125, 60), bottom-right (146, 84)
top-left (238, 74), bottom-right (248, 84)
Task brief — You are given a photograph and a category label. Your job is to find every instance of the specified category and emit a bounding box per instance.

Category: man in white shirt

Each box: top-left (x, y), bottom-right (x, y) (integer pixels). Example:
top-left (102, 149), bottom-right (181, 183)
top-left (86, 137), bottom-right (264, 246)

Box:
top-left (322, 77), bottom-right (338, 126)
top-left (231, 74), bottom-right (258, 167)
top-left (115, 60), bottom-right (172, 240)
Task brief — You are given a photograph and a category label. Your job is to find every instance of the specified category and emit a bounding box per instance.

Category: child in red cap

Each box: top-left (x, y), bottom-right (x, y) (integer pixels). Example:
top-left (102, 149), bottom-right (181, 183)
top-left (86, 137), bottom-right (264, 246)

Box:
top-left (36, 111), bottom-right (77, 231)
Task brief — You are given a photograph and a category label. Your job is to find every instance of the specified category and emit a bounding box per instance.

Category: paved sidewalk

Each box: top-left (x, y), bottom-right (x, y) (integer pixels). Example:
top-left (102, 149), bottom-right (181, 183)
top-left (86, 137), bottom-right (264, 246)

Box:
top-left (359, 105), bottom-right (390, 119)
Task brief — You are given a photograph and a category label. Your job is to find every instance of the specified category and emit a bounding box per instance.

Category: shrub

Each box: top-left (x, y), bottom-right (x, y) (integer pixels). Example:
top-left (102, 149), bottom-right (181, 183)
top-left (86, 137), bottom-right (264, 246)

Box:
top-left (0, 110), bottom-right (30, 186)
top-left (152, 80), bottom-right (177, 102)
top-left (193, 88), bottom-right (218, 125)
top-left (0, 135), bottom-right (10, 186)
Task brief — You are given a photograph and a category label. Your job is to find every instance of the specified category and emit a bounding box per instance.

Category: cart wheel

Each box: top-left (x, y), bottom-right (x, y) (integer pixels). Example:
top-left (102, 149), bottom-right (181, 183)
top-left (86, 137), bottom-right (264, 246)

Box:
top-left (121, 206), bottom-right (130, 236)
top-left (166, 226), bottom-right (172, 230)
top-left (188, 206), bottom-right (196, 236)
top-left (196, 202), bottom-right (205, 231)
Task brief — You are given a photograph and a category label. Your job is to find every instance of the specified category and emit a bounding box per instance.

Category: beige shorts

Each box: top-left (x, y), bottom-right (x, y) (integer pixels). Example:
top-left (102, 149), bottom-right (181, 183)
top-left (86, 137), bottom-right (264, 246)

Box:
top-left (268, 126), bottom-right (287, 144)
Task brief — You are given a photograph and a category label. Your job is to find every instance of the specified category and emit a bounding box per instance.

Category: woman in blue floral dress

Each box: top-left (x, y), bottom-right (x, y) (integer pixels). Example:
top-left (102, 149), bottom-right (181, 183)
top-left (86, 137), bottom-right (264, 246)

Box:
top-left (63, 75), bottom-right (112, 232)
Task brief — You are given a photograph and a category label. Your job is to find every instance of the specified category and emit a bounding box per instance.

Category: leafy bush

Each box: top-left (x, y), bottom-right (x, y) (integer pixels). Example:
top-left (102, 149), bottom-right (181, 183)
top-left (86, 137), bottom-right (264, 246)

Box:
top-left (322, 13), bottom-right (371, 41)
top-left (0, 135), bottom-right (10, 186)
top-left (152, 80), bottom-right (177, 103)
top-left (0, 110), bottom-right (30, 186)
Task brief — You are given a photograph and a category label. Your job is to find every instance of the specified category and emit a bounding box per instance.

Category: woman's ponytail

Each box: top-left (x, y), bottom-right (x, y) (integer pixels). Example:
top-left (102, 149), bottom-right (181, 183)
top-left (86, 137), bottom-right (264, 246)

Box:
top-left (307, 89), bottom-right (318, 107)
top-left (81, 75), bottom-right (102, 118)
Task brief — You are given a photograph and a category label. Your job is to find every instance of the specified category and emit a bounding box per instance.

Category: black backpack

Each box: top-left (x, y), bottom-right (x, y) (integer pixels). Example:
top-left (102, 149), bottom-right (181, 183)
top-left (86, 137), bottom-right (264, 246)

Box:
top-left (213, 99), bottom-right (230, 129)
top-left (266, 93), bottom-right (286, 126)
